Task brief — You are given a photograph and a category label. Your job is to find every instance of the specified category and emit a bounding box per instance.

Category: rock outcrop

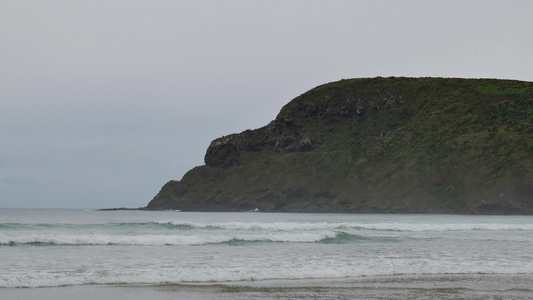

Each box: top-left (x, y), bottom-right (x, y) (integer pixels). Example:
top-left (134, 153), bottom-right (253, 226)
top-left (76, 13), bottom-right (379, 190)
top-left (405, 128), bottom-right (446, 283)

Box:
top-left (145, 77), bottom-right (533, 214)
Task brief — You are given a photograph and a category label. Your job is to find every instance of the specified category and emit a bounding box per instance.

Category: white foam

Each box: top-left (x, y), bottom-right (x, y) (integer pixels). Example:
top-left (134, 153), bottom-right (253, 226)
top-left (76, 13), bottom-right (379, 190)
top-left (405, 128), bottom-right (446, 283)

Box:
top-left (2, 256), bottom-right (532, 288)
top-left (0, 230), bottom-right (340, 246)
top-left (158, 220), bottom-right (533, 232)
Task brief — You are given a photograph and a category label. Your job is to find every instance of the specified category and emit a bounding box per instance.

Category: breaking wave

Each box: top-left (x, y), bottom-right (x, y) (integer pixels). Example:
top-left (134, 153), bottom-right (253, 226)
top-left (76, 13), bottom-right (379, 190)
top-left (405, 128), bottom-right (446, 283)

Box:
top-left (0, 231), bottom-right (383, 246)
top-left (3, 220), bottom-right (533, 232)
top-left (2, 220), bottom-right (532, 247)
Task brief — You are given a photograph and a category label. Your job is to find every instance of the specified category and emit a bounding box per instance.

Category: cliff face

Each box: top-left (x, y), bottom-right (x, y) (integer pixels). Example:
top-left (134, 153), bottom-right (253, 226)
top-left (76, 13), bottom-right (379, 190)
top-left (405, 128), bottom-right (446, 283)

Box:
top-left (146, 77), bottom-right (533, 214)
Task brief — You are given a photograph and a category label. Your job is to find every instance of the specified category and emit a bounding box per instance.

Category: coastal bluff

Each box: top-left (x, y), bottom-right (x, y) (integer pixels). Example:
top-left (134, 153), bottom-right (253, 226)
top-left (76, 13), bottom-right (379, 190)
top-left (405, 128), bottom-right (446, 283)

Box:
top-left (145, 77), bottom-right (533, 214)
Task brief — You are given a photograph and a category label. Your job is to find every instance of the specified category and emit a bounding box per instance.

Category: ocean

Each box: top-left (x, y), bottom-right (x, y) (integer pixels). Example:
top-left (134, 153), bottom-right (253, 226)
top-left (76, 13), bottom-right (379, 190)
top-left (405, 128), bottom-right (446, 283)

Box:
top-left (1, 208), bottom-right (532, 299)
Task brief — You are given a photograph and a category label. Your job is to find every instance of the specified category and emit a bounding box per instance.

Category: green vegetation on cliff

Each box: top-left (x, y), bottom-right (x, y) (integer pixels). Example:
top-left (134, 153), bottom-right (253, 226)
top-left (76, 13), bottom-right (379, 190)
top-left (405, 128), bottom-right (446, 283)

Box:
top-left (147, 77), bottom-right (533, 214)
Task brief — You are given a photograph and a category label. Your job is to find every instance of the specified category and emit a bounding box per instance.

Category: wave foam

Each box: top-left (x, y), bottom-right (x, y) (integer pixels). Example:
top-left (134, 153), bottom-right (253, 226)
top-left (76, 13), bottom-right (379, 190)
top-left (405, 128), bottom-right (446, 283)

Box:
top-left (0, 231), bottom-right (349, 246)
top-left (155, 220), bottom-right (533, 232)
top-left (3, 260), bottom-right (532, 288)
top-left (3, 220), bottom-right (533, 233)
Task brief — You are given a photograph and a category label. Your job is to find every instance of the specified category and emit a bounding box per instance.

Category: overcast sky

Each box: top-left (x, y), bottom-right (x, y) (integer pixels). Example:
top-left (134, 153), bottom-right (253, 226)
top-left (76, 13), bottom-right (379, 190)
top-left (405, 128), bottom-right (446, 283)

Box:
top-left (1, 1), bottom-right (532, 209)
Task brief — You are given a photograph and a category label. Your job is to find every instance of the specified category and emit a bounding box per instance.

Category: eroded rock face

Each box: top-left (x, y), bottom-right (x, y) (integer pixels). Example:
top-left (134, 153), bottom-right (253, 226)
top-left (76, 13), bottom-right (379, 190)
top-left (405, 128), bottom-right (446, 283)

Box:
top-left (204, 138), bottom-right (240, 168)
top-left (204, 118), bottom-right (326, 169)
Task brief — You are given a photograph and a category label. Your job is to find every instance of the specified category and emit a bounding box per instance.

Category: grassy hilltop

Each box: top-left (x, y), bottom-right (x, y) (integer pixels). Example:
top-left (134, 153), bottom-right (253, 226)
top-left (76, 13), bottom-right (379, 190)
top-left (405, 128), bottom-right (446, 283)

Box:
top-left (146, 77), bottom-right (533, 214)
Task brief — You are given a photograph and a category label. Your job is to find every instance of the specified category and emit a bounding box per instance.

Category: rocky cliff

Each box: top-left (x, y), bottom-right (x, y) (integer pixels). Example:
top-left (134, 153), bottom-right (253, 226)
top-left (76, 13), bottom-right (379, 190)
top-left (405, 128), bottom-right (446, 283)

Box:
top-left (146, 77), bottom-right (533, 214)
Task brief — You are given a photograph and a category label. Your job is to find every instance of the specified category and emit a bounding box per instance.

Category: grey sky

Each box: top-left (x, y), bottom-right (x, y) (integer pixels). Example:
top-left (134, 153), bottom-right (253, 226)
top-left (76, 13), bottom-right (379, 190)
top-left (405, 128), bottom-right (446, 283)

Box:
top-left (1, 1), bottom-right (532, 209)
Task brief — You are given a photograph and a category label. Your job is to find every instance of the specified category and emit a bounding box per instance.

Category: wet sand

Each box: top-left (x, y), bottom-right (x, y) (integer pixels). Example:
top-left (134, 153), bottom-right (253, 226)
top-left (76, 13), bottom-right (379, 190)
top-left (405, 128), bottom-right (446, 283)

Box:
top-left (2, 274), bottom-right (532, 300)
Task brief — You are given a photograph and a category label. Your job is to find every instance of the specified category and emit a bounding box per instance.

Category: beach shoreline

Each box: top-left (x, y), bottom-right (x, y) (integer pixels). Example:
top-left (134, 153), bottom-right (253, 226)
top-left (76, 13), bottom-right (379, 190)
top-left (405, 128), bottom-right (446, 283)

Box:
top-left (2, 274), bottom-right (532, 300)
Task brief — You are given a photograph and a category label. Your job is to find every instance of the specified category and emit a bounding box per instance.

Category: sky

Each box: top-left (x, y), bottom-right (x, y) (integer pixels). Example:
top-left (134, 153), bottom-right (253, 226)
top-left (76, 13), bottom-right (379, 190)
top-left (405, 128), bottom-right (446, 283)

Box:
top-left (1, 1), bottom-right (533, 209)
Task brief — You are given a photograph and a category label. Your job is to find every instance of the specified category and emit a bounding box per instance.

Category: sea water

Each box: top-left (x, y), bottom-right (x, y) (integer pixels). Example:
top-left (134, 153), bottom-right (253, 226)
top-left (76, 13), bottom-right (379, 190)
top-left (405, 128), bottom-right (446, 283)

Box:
top-left (1, 209), bottom-right (532, 299)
